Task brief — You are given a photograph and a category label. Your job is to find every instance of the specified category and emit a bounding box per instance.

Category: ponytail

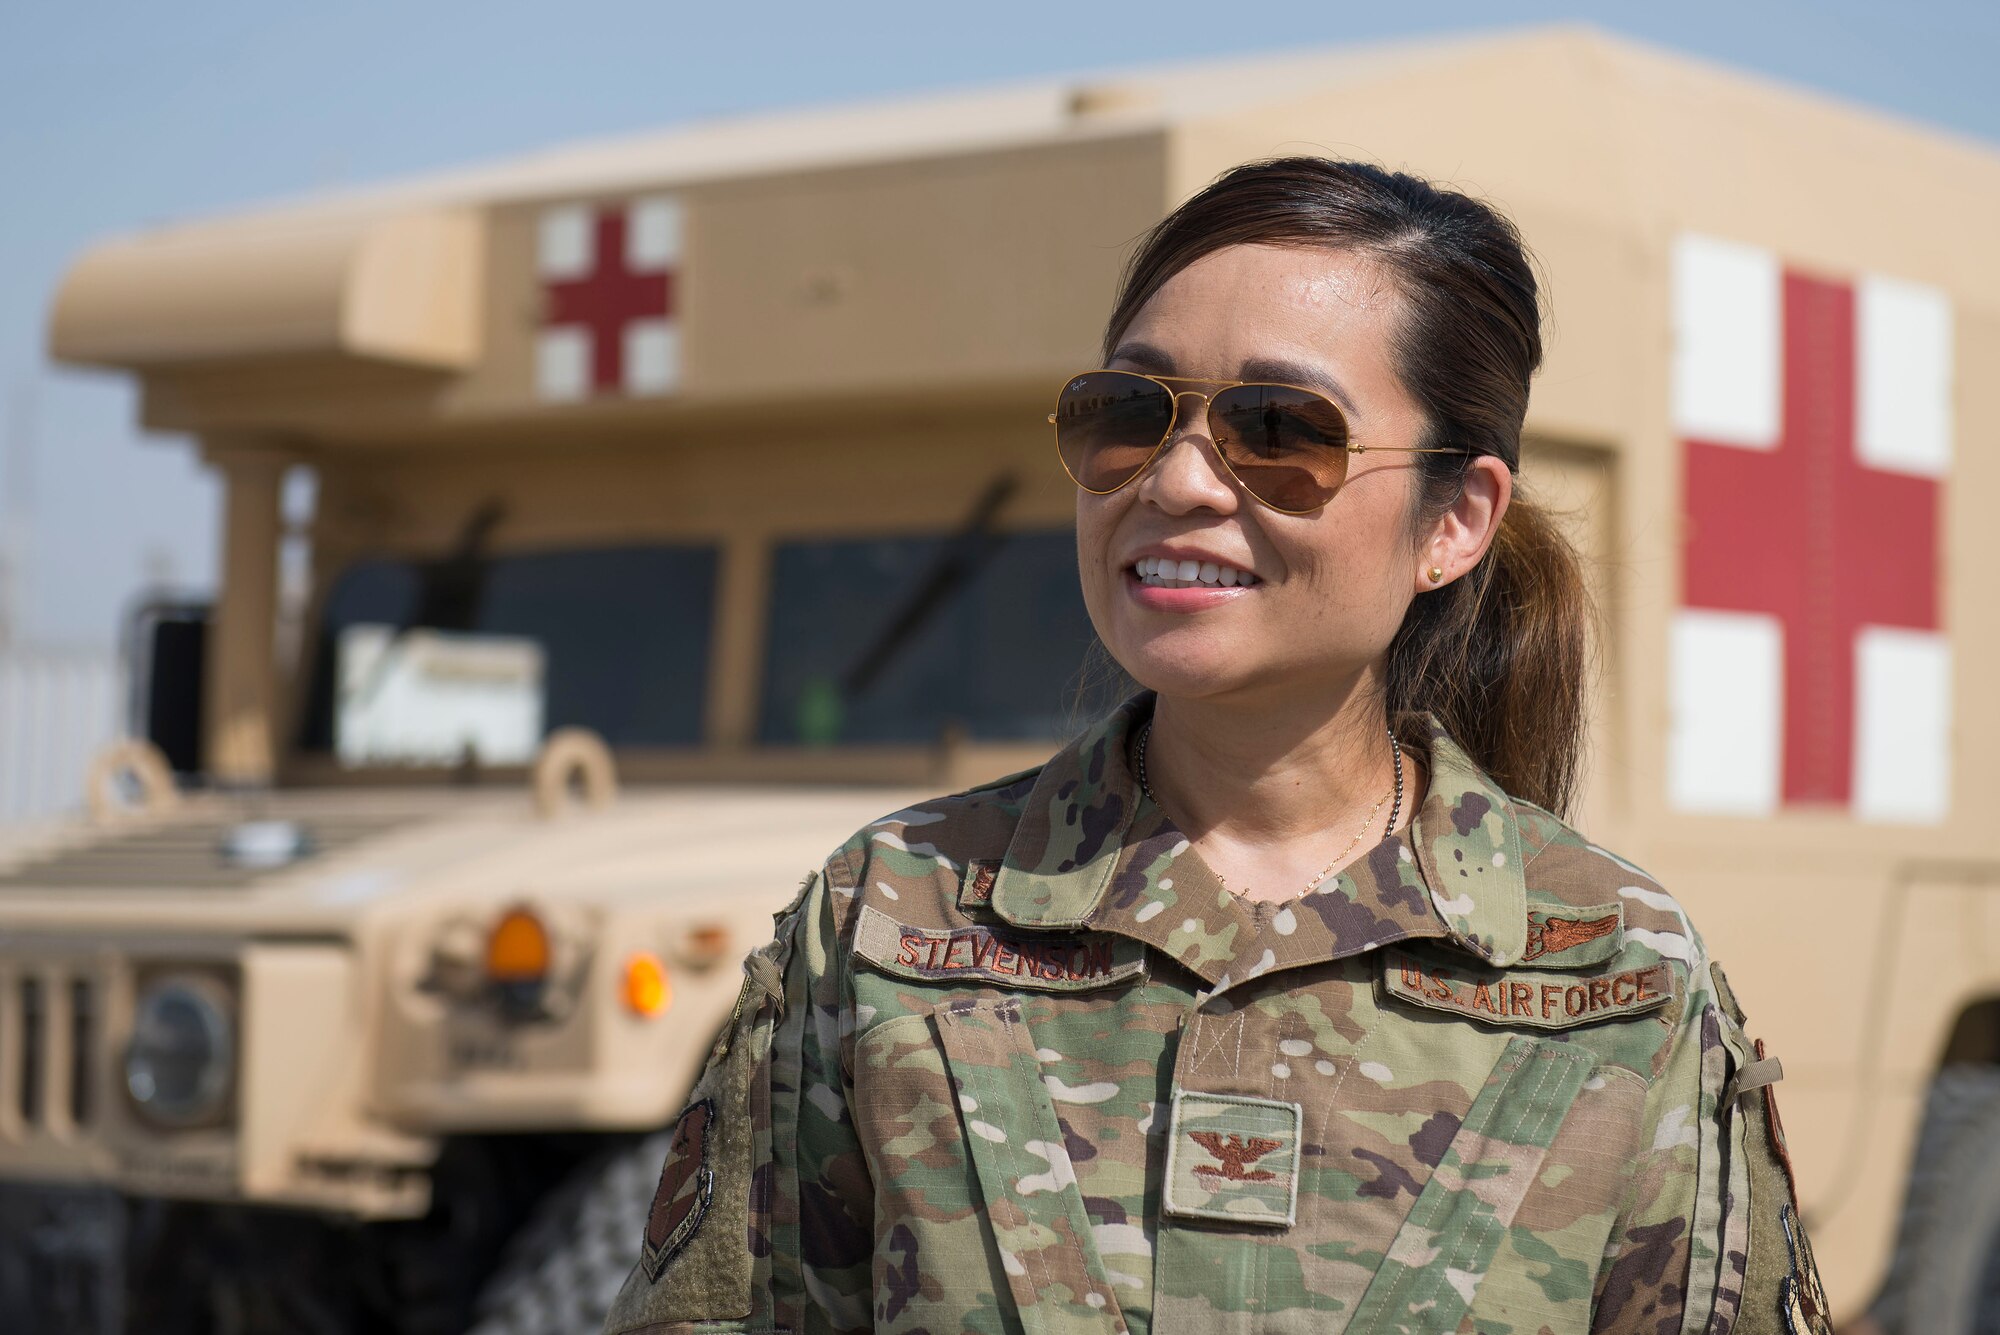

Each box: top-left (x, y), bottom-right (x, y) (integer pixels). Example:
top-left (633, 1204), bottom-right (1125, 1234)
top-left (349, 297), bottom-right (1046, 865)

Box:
top-left (1387, 483), bottom-right (1596, 818)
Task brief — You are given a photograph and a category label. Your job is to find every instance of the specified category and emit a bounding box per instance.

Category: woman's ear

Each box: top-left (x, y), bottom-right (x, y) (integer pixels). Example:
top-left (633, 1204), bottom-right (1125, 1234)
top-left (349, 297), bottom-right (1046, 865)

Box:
top-left (1418, 455), bottom-right (1511, 589)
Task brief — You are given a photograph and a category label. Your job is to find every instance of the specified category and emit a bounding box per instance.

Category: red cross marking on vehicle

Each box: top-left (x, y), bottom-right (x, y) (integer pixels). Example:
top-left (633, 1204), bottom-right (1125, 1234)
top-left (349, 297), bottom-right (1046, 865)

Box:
top-left (1680, 270), bottom-right (1941, 806)
top-left (542, 208), bottom-right (675, 393)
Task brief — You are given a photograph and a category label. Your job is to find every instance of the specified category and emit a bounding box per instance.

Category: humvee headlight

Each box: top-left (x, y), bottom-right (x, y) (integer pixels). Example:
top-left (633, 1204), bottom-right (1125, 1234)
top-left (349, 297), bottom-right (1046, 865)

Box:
top-left (621, 952), bottom-right (671, 1018)
top-left (125, 979), bottom-right (234, 1127)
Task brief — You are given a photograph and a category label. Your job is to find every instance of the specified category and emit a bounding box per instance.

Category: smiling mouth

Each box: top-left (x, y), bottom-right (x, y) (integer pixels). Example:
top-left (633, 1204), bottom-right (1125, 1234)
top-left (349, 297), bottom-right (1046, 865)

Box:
top-left (1132, 556), bottom-right (1261, 589)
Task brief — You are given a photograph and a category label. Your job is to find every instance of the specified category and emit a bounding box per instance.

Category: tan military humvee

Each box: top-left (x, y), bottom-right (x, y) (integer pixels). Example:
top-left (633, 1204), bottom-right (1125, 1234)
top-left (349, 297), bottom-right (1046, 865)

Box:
top-left (11, 25), bottom-right (2000, 1335)
top-left (0, 326), bottom-right (1141, 1333)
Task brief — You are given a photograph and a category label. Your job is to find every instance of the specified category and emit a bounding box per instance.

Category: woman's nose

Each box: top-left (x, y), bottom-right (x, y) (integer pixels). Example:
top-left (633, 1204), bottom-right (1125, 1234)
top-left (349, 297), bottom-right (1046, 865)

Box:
top-left (1137, 397), bottom-right (1240, 513)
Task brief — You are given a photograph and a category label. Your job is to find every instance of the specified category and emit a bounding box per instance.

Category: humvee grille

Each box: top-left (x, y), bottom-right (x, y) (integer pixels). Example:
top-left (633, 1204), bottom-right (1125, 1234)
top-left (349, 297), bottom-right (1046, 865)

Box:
top-left (0, 812), bottom-right (426, 890)
top-left (19, 975), bottom-right (44, 1126)
top-left (0, 965), bottom-right (96, 1135)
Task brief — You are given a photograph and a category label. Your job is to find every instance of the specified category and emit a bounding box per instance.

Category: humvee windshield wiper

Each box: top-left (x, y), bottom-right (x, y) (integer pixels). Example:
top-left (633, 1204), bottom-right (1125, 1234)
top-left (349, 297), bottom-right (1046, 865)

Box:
top-left (839, 472), bottom-right (1019, 700)
top-left (405, 500), bottom-right (505, 633)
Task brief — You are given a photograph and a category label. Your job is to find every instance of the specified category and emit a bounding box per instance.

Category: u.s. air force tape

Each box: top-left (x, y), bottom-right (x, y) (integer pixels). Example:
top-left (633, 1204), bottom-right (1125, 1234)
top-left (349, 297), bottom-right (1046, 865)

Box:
top-left (854, 904), bottom-right (1145, 991)
top-left (1381, 949), bottom-right (1674, 1029)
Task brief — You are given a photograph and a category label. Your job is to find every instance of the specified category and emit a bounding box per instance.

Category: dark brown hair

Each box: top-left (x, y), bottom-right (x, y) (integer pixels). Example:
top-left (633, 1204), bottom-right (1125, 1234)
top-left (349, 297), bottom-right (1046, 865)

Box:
top-left (1083, 156), bottom-right (1594, 818)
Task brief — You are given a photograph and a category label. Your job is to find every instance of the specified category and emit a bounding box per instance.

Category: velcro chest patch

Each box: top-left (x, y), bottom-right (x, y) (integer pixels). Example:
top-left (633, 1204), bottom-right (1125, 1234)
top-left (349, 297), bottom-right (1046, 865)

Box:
top-left (1381, 949), bottom-right (1674, 1029)
top-left (1163, 1091), bottom-right (1302, 1227)
top-left (854, 904), bottom-right (1145, 991)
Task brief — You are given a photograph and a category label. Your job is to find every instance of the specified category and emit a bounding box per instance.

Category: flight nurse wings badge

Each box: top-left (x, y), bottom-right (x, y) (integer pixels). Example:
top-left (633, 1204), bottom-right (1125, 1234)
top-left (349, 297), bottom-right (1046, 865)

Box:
top-left (1520, 903), bottom-right (1624, 966)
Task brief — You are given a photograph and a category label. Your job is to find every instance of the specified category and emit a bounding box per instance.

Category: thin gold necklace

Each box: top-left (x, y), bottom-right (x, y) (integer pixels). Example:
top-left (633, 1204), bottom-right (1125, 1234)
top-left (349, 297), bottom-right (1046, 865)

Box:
top-left (1135, 718), bottom-right (1404, 898)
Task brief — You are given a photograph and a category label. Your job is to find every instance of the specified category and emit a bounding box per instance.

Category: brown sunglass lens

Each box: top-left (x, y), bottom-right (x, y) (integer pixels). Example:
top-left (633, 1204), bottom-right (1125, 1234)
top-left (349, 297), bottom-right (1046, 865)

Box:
top-left (1209, 384), bottom-right (1350, 512)
top-left (1054, 371), bottom-right (1176, 493)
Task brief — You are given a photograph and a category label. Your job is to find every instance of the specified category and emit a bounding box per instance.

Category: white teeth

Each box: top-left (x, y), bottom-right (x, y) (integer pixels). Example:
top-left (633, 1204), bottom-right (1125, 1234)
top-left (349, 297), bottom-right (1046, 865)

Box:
top-left (1132, 556), bottom-right (1258, 588)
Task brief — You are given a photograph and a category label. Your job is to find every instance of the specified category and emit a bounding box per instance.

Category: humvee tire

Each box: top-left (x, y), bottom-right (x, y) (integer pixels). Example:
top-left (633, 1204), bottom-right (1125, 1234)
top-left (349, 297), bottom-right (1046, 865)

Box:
top-left (465, 1130), bottom-right (672, 1335)
top-left (1877, 1064), bottom-right (2000, 1334)
top-left (109, 1138), bottom-right (588, 1335)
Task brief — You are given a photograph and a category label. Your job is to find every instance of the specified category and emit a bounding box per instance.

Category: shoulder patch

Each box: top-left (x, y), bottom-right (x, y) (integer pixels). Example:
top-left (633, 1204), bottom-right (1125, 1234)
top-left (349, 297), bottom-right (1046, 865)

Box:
top-left (641, 1097), bottom-right (716, 1281)
top-left (1741, 1037), bottom-right (1801, 1204)
top-left (1380, 949), bottom-right (1673, 1029)
top-left (854, 904), bottom-right (1144, 991)
top-left (1521, 902), bottom-right (1624, 966)
top-left (1781, 1204), bottom-right (1834, 1334)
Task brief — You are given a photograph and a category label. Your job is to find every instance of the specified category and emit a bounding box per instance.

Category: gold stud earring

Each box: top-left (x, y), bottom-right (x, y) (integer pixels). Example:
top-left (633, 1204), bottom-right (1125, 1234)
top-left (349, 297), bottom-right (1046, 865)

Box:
top-left (1428, 566), bottom-right (1444, 583)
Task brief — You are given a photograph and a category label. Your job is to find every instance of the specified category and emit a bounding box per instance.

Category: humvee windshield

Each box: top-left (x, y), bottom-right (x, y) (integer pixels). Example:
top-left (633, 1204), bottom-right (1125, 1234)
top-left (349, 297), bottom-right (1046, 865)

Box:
top-left (299, 543), bottom-right (721, 752)
top-left (759, 528), bottom-right (1096, 744)
top-left (297, 526), bottom-right (1101, 757)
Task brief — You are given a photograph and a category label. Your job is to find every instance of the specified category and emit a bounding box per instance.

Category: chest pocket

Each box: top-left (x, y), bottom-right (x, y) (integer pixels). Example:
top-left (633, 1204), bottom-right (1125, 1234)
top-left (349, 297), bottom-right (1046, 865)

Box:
top-left (1344, 1035), bottom-right (1597, 1335)
top-left (931, 997), bottom-right (1129, 1334)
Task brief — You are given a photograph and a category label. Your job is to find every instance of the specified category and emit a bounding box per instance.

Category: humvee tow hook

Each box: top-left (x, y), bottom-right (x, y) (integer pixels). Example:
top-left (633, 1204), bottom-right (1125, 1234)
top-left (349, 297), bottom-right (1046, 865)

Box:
top-left (83, 738), bottom-right (178, 824)
top-left (532, 727), bottom-right (619, 819)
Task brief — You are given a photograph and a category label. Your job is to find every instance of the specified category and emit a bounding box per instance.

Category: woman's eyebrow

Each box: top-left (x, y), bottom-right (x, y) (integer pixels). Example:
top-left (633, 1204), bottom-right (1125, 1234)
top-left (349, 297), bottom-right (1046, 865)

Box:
top-left (1107, 341), bottom-right (1175, 374)
top-left (1239, 357), bottom-right (1359, 416)
top-left (1108, 343), bottom-right (1360, 418)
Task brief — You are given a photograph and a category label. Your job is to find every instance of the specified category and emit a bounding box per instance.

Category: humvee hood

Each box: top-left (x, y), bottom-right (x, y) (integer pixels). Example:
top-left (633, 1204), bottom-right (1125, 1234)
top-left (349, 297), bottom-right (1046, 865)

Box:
top-left (0, 784), bottom-right (923, 937)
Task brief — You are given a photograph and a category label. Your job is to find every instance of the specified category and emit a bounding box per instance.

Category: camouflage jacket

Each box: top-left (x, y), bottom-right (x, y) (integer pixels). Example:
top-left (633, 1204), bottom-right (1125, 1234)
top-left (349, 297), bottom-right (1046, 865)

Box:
top-left (604, 691), bottom-right (1828, 1335)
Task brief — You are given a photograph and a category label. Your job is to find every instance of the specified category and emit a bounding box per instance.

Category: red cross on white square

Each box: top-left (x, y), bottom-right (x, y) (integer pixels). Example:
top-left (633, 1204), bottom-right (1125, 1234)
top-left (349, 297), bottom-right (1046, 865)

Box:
top-left (534, 195), bottom-right (681, 399)
top-left (1668, 232), bottom-right (1953, 823)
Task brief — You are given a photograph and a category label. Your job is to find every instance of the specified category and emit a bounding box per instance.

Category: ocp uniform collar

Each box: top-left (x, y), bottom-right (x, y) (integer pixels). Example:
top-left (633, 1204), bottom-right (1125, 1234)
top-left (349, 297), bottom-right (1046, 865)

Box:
top-left (988, 690), bottom-right (1528, 984)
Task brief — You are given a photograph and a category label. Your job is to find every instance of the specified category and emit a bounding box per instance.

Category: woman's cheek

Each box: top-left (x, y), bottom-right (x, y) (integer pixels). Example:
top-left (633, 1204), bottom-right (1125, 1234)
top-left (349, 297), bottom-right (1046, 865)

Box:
top-left (1075, 507), bottom-right (1121, 616)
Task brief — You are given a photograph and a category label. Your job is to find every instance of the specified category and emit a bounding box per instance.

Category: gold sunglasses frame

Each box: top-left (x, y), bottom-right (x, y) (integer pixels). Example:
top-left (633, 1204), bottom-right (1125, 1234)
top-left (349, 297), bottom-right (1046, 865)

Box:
top-left (1047, 368), bottom-right (1474, 515)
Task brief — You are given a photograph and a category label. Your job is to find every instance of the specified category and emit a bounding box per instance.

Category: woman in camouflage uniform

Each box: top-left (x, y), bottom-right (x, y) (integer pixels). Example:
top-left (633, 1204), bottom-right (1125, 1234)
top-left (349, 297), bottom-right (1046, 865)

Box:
top-left (605, 158), bottom-right (1828, 1335)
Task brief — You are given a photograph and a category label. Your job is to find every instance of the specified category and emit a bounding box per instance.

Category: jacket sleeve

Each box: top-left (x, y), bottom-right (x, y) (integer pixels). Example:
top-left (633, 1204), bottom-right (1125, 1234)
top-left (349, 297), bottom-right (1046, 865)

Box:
top-left (1589, 955), bottom-right (1833, 1335)
top-left (603, 865), bottom-right (875, 1335)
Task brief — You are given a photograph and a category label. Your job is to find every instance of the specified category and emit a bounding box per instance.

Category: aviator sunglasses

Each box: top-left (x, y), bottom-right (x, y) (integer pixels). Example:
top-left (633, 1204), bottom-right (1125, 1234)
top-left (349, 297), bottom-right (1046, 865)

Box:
top-left (1049, 368), bottom-right (1472, 514)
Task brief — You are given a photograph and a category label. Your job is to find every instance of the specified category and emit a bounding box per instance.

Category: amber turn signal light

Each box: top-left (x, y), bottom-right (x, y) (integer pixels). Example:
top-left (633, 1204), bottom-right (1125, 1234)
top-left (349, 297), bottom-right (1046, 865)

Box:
top-left (486, 907), bottom-right (552, 983)
top-left (622, 952), bottom-right (672, 1017)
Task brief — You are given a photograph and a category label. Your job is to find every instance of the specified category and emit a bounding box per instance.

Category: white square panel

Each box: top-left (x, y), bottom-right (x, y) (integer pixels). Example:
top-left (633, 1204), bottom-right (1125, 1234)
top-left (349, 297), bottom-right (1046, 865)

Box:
top-left (535, 327), bottom-right (591, 401)
top-left (335, 625), bottom-right (545, 768)
top-left (1672, 232), bottom-right (1781, 449)
top-left (626, 195), bottom-right (683, 270)
top-left (623, 319), bottom-right (680, 395)
top-left (1853, 627), bottom-right (1951, 823)
top-left (1668, 608), bottom-right (1784, 816)
top-left (1858, 274), bottom-right (1953, 479)
top-left (537, 204), bottom-right (595, 280)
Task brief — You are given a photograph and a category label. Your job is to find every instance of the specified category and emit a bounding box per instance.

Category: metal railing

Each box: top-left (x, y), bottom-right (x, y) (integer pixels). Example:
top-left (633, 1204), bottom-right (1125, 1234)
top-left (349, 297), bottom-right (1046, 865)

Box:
top-left (0, 648), bottom-right (122, 829)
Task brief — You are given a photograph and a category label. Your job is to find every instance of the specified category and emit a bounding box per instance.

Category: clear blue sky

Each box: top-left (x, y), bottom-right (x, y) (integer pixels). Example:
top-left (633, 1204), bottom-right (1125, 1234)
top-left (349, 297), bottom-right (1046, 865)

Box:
top-left (2, 0), bottom-right (1994, 649)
